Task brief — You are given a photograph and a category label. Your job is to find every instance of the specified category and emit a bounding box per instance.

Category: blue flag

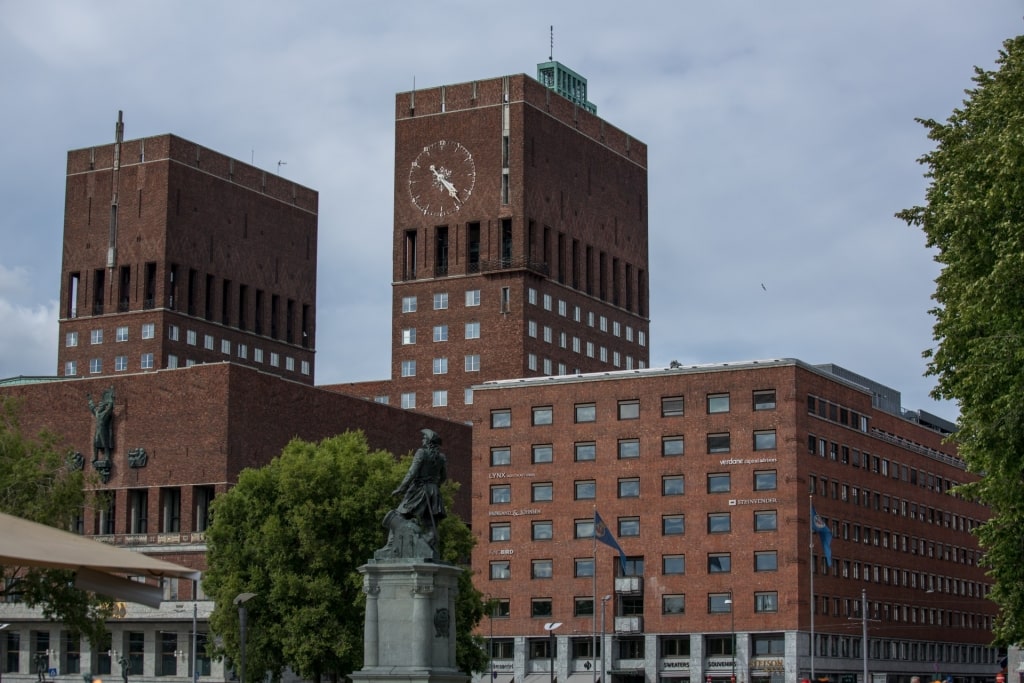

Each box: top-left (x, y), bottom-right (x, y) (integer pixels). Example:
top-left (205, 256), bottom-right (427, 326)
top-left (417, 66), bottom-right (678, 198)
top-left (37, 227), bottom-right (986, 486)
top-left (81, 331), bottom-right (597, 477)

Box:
top-left (594, 511), bottom-right (628, 573)
top-left (811, 505), bottom-right (833, 567)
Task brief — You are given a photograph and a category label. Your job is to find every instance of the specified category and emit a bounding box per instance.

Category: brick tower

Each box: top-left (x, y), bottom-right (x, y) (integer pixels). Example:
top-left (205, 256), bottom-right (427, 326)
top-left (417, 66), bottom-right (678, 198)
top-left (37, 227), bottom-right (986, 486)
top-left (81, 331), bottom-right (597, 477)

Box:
top-left (379, 63), bottom-right (650, 421)
top-left (57, 113), bottom-right (319, 384)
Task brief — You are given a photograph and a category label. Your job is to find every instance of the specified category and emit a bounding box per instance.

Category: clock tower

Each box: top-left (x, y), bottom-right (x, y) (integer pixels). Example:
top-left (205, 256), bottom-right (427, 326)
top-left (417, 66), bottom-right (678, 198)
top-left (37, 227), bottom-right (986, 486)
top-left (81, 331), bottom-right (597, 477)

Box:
top-left (383, 62), bottom-right (650, 421)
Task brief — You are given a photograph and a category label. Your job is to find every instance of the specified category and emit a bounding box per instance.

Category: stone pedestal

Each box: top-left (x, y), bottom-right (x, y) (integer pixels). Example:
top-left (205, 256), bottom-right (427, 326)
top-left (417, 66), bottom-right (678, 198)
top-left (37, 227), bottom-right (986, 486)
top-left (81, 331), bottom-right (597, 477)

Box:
top-left (350, 561), bottom-right (468, 683)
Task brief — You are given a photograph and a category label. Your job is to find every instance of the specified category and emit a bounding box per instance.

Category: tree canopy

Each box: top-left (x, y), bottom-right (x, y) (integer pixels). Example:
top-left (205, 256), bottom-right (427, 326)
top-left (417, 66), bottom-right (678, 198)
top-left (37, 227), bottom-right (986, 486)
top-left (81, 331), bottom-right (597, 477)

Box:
top-left (202, 430), bottom-right (487, 682)
top-left (0, 395), bottom-right (112, 644)
top-left (897, 34), bottom-right (1024, 646)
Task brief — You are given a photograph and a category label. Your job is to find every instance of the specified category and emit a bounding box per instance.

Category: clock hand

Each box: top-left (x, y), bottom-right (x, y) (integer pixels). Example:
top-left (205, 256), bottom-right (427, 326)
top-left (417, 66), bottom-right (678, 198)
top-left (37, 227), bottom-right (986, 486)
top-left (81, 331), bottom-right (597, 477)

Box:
top-left (429, 164), bottom-right (460, 198)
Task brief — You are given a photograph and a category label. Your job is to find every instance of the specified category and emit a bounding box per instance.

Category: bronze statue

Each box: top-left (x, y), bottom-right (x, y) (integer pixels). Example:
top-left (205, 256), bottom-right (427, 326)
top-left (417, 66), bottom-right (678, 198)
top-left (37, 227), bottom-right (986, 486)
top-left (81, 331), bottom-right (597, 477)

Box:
top-left (87, 387), bottom-right (115, 461)
top-left (377, 429), bottom-right (448, 561)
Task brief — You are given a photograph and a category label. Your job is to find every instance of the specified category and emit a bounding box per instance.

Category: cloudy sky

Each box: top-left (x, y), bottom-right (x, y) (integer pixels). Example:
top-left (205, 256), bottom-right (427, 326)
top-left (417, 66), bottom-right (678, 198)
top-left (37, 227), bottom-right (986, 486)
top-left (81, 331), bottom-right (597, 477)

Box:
top-left (1, 2), bottom-right (1018, 422)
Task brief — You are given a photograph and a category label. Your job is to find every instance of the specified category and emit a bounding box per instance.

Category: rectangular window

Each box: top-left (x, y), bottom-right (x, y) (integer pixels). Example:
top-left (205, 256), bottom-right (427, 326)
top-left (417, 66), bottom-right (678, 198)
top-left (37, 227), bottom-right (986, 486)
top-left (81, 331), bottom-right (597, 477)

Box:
top-left (465, 289), bottom-right (480, 306)
top-left (491, 409), bottom-right (511, 428)
top-left (575, 598), bottom-right (595, 618)
top-left (89, 358), bottom-right (102, 374)
top-left (663, 555), bottom-right (685, 575)
top-left (574, 558), bottom-right (595, 577)
top-left (66, 331), bottom-right (79, 347)
top-left (754, 470), bottom-right (778, 491)
top-left (575, 442), bottom-right (596, 461)
top-left (114, 355), bottom-right (128, 372)
top-left (400, 392), bottom-right (415, 409)
top-left (619, 517), bottom-right (640, 537)
top-left (401, 328), bottom-right (416, 345)
top-left (186, 329), bottom-right (197, 346)
top-left (708, 553), bottom-right (732, 573)
top-left (663, 595), bottom-right (686, 615)
top-left (532, 406), bottom-right (553, 425)
top-left (490, 485), bottom-right (511, 504)
top-left (754, 430), bottom-right (777, 451)
top-left (401, 360), bottom-right (416, 377)
top-left (532, 482), bottom-right (553, 502)
top-left (663, 475), bottom-right (685, 496)
top-left (116, 326), bottom-right (129, 342)
top-left (432, 357), bottom-right (448, 374)
top-left (618, 399), bottom-right (640, 420)
top-left (204, 334), bottom-right (214, 350)
top-left (490, 447), bottom-right (511, 466)
top-left (532, 521), bottom-right (553, 540)
top-left (433, 292), bottom-right (448, 310)
top-left (618, 439), bottom-right (639, 459)
top-left (575, 480), bottom-right (596, 500)
top-left (707, 393), bottom-right (730, 413)
top-left (755, 551), bottom-right (778, 572)
top-left (532, 559), bottom-right (553, 579)
top-left (532, 444), bottom-right (553, 463)
top-left (64, 360), bottom-right (77, 376)
top-left (663, 514), bottom-right (685, 535)
top-left (575, 403), bottom-right (596, 423)
top-left (433, 324), bottom-right (448, 342)
top-left (753, 389), bottom-right (777, 410)
top-left (490, 561), bottom-right (511, 580)
top-left (432, 390), bottom-right (448, 407)
top-left (402, 296), bottom-right (417, 313)
top-left (708, 512), bottom-right (731, 533)
top-left (575, 518), bottom-right (595, 539)
top-left (465, 321), bottom-right (480, 339)
top-left (709, 594), bottom-right (732, 614)
top-left (531, 599), bottom-right (552, 618)
top-left (141, 323), bottom-right (155, 339)
top-left (707, 473), bottom-right (731, 493)
top-left (661, 396), bottom-right (684, 416)
top-left (465, 354), bottom-right (481, 371)
top-left (755, 592), bottom-right (779, 613)
top-left (707, 433), bottom-right (731, 453)
top-left (662, 436), bottom-right (685, 456)
top-left (221, 339), bottom-right (231, 354)
top-left (128, 632), bottom-right (145, 677)
top-left (618, 478), bottom-right (640, 498)
top-left (91, 329), bottom-right (103, 344)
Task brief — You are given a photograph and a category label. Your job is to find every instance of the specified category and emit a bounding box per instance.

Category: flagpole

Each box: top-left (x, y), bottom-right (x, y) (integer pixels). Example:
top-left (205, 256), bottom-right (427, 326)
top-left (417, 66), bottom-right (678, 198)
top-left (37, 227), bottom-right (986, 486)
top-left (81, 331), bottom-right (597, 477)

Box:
top-left (809, 494), bottom-right (815, 681)
top-left (592, 507), bottom-right (597, 683)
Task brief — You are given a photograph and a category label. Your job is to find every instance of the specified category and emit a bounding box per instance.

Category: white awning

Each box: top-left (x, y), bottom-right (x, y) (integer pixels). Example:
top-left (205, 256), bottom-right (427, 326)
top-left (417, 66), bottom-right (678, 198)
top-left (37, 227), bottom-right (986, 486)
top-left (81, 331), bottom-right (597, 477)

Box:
top-left (0, 511), bottom-right (201, 607)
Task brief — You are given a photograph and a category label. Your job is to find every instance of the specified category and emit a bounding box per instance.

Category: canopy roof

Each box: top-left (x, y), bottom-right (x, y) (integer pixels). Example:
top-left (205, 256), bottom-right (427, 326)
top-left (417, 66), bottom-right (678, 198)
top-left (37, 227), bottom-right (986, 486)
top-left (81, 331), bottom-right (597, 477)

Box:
top-left (0, 511), bottom-right (201, 607)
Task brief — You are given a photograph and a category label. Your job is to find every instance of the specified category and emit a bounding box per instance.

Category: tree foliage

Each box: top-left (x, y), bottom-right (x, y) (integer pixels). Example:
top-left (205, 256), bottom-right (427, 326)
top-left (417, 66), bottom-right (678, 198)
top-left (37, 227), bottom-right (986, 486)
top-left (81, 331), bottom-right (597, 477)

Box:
top-left (896, 34), bottom-right (1024, 646)
top-left (0, 396), bottom-right (111, 644)
top-left (202, 430), bottom-right (487, 682)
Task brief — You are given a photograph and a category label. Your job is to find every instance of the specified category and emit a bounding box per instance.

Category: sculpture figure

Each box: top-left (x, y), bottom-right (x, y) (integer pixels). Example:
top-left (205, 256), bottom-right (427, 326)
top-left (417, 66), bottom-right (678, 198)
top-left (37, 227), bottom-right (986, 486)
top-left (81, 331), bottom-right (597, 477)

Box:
top-left (377, 429), bottom-right (448, 561)
top-left (87, 387), bottom-right (115, 461)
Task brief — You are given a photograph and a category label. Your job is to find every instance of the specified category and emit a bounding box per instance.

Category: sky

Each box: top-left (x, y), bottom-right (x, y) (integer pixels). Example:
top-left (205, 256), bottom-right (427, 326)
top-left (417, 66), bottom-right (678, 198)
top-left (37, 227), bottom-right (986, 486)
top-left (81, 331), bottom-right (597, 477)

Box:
top-left (1, 1), bottom-right (1019, 423)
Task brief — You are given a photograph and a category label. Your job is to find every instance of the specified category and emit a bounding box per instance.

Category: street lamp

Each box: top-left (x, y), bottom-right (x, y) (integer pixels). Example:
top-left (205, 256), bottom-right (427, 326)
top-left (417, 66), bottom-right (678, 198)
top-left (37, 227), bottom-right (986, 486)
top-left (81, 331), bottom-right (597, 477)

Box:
top-left (600, 595), bottom-right (612, 683)
top-left (233, 593), bottom-right (257, 683)
top-left (544, 622), bottom-right (563, 683)
top-left (724, 594), bottom-right (736, 683)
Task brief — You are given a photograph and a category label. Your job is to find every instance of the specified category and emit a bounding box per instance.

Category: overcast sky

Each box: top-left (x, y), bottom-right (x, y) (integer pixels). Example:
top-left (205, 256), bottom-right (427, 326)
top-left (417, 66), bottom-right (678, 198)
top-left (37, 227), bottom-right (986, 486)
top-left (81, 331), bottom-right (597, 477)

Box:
top-left (1, 2), bottom-right (1018, 422)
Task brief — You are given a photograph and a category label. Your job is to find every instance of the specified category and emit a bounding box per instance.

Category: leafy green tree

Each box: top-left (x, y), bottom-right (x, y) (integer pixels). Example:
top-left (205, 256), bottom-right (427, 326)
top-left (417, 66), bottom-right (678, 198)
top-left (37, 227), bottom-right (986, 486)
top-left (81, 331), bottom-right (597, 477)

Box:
top-left (202, 430), bottom-right (487, 683)
top-left (897, 34), bottom-right (1024, 646)
top-left (0, 396), bottom-right (112, 644)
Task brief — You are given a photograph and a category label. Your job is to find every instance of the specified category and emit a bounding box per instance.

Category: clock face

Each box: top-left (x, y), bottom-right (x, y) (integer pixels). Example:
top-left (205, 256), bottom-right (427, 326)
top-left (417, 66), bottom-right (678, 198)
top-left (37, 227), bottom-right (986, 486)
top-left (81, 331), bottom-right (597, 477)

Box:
top-left (408, 140), bottom-right (476, 217)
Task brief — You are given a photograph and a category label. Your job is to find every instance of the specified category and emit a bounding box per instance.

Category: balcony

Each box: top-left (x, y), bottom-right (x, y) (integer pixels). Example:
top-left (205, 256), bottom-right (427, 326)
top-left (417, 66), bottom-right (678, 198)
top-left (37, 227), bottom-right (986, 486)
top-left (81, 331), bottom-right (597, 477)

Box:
top-left (614, 616), bottom-right (643, 633)
top-left (615, 576), bottom-right (643, 594)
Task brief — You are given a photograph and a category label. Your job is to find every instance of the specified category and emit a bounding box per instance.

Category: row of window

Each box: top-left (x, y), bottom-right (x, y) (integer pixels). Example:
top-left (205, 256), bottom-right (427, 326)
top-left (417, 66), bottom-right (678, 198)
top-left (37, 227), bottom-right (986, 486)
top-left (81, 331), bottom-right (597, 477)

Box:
top-left (400, 321), bottom-right (480, 344)
top-left (64, 353), bottom-right (156, 376)
top-left (492, 550), bottom-right (779, 581)
top-left (483, 591), bottom-right (777, 620)
top-left (525, 287), bottom-right (647, 347)
top-left (812, 592), bottom-right (992, 631)
top-left (401, 290), bottom-right (481, 313)
top-left (66, 323), bottom-right (157, 347)
top-left (813, 547), bottom-right (988, 601)
top-left (387, 388), bottom-right (475, 410)
top-left (400, 354), bottom-right (480, 377)
top-left (80, 485), bottom-right (215, 536)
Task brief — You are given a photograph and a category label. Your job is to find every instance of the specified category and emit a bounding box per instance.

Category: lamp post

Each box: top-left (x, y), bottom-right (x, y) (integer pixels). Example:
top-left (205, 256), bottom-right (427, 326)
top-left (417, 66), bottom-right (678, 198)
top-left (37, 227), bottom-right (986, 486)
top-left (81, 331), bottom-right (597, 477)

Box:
top-left (544, 622), bottom-right (563, 683)
top-left (233, 593), bottom-right (257, 683)
top-left (600, 595), bottom-right (611, 683)
top-left (0, 623), bottom-right (8, 683)
top-left (724, 594), bottom-right (736, 683)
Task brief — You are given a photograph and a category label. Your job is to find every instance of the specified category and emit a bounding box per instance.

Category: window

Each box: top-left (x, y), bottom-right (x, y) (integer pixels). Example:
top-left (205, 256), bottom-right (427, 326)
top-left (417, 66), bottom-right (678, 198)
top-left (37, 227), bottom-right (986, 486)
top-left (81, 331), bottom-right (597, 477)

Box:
top-left (755, 592), bottom-right (779, 613)
top-left (532, 559), bottom-right (553, 579)
top-left (433, 292), bottom-right (448, 309)
top-left (168, 325), bottom-right (178, 341)
top-left (528, 320), bottom-right (537, 338)
top-left (663, 515), bottom-right (685, 535)
top-left (490, 447), bottom-right (511, 466)
top-left (663, 555), bottom-right (685, 575)
top-left (662, 475), bottom-right (685, 496)
top-left (431, 324), bottom-right (448, 342)
top-left (532, 445), bottom-right (553, 463)
top-left (755, 551), bottom-right (778, 572)
top-left (204, 334), bottom-right (215, 350)
top-left (91, 329), bottom-right (103, 344)
top-left (662, 436), bottom-right (685, 456)
top-left (401, 360), bottom-right (416, 377)
top-left (707, 473), bottom-right (731, 493)
top-left (619, 517), bottom-right (640, 537)
top-left (465, 354), bottom-right (481, 372)
top-left (618, 400), bottom-right (640, 420)
top-left (465, 289), bottom-right (480, 306)
top-left (532, 521), bottom-right (553, 540)
top-left (464, 388), bottom-right (474, 405)
top-left (573, 481), bottom-right (598, 501)
top-left (221, 339), bottom-right (231, 354)
top-left (663, 595), bottom-right (686, 614)
top-left (432, 357), bottom-right (448, 374)
top-left (707, 393), bottom-right (730, 413)
top-left (532, 482), bottom-right (553, 502)
top-left (707, 433), bottom-right (731, 453)
top-left (490, 485), bottom-right (511, 504)
top-left (465, 321), bottom-right (480, 339)
top-left (237, 343), bottom-right (248, 359)
top-left (575, 598), bottom-right (595, 617)
top-left (754, 470), bottom-right (778, 491)
top-left (709, 593), bottom-right (732, 613)
top-left (400, 392), bottom-right (415, 409)
top-left (531, 599), bottom-right (552, 618)
top-left (575, 519), bottom-right (595, 538)
top-left (662, 396), bottom-right (684, 417)
top-left (575, 558), bottom-right (595, 577)
top-left (401, 328), bottom-right (416, 345)
top-left (141, 323), bottom-right (155, 339)
top-left (114, 355), bottom-right (128, 372)
top-left (706, 511), bottom-right (731, 532)
top-left (618, 439), bottom-right (640, 459)
top-left (63, 331), bottom-right (78, 347)
top-left (64, 360), bottom-right (77, 376)
top-left (543, 293), bottom-right (553, 310)
top-left (432, 390), bottom-right (448, 407)
top-left (532, 406), bottom-right (553, 425)
top-left (575, 403), bottom-right (596, 423)
top-left (708, 553), bottom-right (732, 573)
top-left (754, 430), bottom-right (777, 451)
top-left (187, 329), bottom-right (197, 345)
top-left (491, 410), bottom-right (511, 428)
top-left (116, 326), bottom-right (129, 342)
top-left (618, 478), bottom-right (640, 498)
top-left (89, 358), bottom-right (102, 374)
top-left (270, 351), bottom-right (279, 367)
top-left (491, 601), bottom-right (511, 619)
top-left (754, 510), bottom-right (778, 531)
top-left (490, 561), bottom-right (510, 580)
top-left (753, 389), bottom-right (777, 410)
top-left (402, 296), bottom-right (417, 313)
top-left (575, 442), bottom-right (596, 461)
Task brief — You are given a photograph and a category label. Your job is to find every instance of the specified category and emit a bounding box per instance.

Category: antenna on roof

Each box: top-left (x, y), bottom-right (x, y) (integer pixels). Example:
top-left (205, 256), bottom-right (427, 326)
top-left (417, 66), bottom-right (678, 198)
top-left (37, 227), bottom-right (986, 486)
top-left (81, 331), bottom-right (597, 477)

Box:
top-left (549, 25), bottom-right (554, 61)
